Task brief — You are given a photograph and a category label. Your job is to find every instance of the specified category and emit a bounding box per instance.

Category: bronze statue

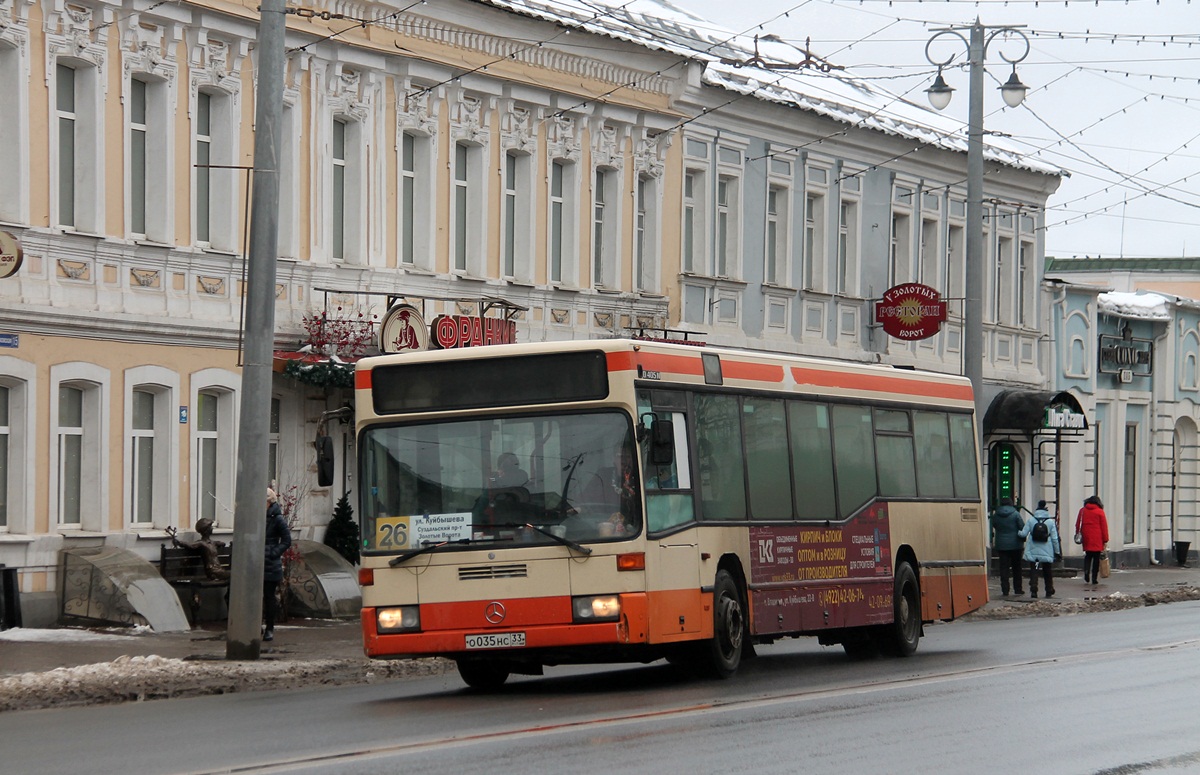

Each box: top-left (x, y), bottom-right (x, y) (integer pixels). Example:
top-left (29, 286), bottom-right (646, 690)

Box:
top-left (165, 518), bottom-right (230, 581)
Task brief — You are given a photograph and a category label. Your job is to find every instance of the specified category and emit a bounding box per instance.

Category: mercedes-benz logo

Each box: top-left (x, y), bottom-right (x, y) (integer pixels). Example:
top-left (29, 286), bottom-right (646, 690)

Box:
top-left (484, 601), bottom-right (506, 624)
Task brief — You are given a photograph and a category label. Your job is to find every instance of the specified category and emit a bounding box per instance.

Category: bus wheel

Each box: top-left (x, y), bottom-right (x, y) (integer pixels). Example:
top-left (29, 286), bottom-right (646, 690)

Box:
top-left (704, 569), bottom-right (745, 678)
top-left (455, 658), bottom-right (511, 690)
top-left (880, 562), bottom-right (921, 657)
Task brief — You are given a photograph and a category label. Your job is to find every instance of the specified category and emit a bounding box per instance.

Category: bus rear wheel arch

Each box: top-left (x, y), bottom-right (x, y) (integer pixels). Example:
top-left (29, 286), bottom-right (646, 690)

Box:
top-left (879, 561), bottom-right (921, 657)
top-left (702, 568), bottom-right (746, 678)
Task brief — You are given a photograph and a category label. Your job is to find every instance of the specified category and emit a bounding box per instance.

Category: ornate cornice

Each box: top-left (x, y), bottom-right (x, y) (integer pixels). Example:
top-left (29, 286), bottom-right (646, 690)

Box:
top-left (370, 9), bottom-right (671, 97)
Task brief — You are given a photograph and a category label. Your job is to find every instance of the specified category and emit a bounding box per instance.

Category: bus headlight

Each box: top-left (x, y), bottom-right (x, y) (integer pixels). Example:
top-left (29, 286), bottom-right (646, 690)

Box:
top-left (572, 595), bottom-right (621, 623)
top-left (376, 606), bottom-right (421, 633)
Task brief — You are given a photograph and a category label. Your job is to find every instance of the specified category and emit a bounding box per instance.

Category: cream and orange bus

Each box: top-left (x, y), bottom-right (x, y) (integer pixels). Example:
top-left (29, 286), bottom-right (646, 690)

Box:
top-left (355, 338), bottom-right (987, 688)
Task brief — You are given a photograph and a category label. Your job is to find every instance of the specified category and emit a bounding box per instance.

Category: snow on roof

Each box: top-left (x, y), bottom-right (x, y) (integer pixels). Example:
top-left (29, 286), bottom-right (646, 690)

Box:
top-left (1098, 291), bottom-right (1172, 321)
top-left (479, 0), bottom-right (1062, 177)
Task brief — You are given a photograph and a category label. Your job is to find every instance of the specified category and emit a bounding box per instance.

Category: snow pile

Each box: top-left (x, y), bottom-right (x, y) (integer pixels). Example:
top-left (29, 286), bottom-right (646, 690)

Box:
top-left (967, 586), bottom-right (1200, 621)
top-left (0, 625), bottom-right (154, 643)
top-left (0, 653), bottom-right (455, 712)
top-left (1098, 291), bottom-right (1171, 321)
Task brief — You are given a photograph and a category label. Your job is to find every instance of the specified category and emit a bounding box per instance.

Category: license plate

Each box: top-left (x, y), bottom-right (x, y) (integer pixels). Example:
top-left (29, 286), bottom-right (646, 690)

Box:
top-left (465, 631), bottom-right (526, 650)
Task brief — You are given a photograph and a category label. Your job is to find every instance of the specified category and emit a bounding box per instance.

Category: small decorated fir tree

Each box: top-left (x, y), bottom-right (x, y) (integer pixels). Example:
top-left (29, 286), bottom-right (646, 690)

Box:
top-left (324, 491), bottom-right (360, 565)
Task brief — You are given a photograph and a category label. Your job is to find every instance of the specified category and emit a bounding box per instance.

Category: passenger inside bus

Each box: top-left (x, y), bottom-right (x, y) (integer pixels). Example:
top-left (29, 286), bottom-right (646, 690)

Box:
top-left (491, 452), bottom-right (529, 488)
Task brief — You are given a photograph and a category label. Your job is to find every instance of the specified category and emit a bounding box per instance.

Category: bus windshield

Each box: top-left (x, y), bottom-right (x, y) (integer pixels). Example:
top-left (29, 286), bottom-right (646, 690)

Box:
top-left (360, 410), bottom-right (640, 554)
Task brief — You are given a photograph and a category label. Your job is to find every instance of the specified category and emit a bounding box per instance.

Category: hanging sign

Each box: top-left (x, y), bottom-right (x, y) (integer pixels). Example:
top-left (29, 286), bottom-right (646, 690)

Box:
top-left (378, 304), bottom-right (431, 353)
top-left (378, 304), bottom-right (517, 354)
top-left (874, 283), bottom-right (948, 341)
top-left (0, 231), bottom-right (23, 280)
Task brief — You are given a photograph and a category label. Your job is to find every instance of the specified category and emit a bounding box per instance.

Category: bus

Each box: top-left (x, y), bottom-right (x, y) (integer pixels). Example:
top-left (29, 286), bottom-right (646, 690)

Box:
top-left (354, 338), bottom-right (987, 688)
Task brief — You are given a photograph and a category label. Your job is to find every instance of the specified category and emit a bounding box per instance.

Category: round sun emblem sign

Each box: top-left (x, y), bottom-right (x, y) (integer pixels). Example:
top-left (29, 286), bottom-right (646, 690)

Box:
top-left (0, 231), bottom-right (23, 280)
top-left (874, 283), bottom-right (948, 340)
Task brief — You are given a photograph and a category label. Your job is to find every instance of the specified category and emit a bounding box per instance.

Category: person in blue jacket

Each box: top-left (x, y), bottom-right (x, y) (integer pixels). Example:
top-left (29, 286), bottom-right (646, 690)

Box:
top-left (989, 498), bottom-right (1025, 597)
top-left (1018, 499), bottom-right (1061, 599)
top-left (263, 487), bottom-right (292, 642)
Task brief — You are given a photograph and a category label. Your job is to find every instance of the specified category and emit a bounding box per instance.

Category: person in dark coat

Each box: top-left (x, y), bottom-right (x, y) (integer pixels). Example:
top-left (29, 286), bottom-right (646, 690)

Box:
top-left (1075, 495), bottom-right (1109, 586)
top-left (263, 487), bottom-right (292, 642)
top-left (989, 497), bottom-right (1025, 596)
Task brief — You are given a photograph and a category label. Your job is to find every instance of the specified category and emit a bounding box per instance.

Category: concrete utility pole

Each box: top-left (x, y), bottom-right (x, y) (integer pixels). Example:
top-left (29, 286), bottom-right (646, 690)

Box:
top-left (227, 0), bottom-right (286, 660)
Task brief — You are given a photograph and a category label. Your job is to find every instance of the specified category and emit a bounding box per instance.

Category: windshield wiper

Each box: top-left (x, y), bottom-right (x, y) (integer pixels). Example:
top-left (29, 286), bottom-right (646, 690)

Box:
top-left (388, 536), bottom-right (508, 566)
top-left (496, 523), bottom-right (593, 556)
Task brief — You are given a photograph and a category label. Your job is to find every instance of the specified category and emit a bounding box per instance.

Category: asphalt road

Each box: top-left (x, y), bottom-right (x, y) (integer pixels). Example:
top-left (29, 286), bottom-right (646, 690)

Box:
top-left (5, 602), bottom-right (1200, 775)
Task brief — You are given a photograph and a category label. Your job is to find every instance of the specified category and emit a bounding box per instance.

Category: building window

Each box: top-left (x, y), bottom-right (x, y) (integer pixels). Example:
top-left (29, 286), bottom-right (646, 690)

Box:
top-left (451, 143), bottom-right (482, 275)
top-left (129, 78), bottom-right (147, 237)
top-left (804, 191), bottom-right (824, 290)
top-left (195, 89), bottom-right (236, 250)
top-left (995, 236), bottom-right (1012, 325)
top-left (683, 170), bottom-right (704, 274)
top-left (920, 217), bottom-right (939, 285)
top-left (56, 64), bottom-right (77, 228)
top-left (500, 150), bottom-right (533, 282)
top-left (503, 152), bottom-right (519, 278)
top-left (593, 167), bottom-right (618, 288)
top-left (400, 133), bottom-right (417, 265)
top-left (130, 389), bottom-right (155, 524)
top-left (57, 386), bottom-right (86, 526)
top-left (1018, 241), bottom-right (1032, 326)
top-left (195, 91), bottom-right (212, 243)
top-left (399, 131), bottom-right (433, 270)
top-left (549, 159), bottom-right (577, 284)
top-left (946, 222), bottom-right (964, 301)
top-left (716, 175), bottom-right (740, 277)
top-left (328, 116), bottom-right (366, 263)
top-left (192, 372), bottom-right (237, 527)
top-left (766, 185), bottom-right (787, 285)
top-left (332, 118), bottom-right (346, 260)
top-left (890, 212), bottom-right (911, 286)
top-left (837, 198), bottom-right (858, 294)
top-left (0, 43), bottom-right (24, 223)
top-left (635, 174), bottom-right (658, 292)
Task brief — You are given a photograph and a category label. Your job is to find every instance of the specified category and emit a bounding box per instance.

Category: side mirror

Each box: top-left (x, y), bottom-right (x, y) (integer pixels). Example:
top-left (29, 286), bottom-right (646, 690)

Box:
top-left (316, 434), bottom-right (335, 487)
top-left (650, 418), bottom-right (674, 466)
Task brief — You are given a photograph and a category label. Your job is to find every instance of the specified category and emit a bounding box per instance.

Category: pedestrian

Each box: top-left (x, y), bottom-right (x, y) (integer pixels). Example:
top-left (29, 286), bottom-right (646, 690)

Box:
top-left (1018, 499), bottom-right (1061, 599)
top-left (263, 487), bottom-right (292, 642)
top-left (1075, 495), bottom-right (1109, 586)
top-left (989, 497), bottom-right (1025, 597)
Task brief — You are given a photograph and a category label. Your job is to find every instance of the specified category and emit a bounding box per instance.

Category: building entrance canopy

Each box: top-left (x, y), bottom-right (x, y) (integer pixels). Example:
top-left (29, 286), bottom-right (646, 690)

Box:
top-left (984, 390), bottom-right (1088, 437)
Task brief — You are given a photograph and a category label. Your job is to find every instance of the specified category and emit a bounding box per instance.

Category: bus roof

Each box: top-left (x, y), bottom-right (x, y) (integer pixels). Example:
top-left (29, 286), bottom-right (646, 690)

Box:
top-left (356, 339), bottom-right (975, 409)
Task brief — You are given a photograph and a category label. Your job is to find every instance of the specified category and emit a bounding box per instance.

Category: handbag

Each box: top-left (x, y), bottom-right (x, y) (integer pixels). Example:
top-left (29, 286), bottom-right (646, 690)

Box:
top-left (1099, 552), bottom-right (1111, 578)
top-left (1074, 530), bottom-right (1083, 545)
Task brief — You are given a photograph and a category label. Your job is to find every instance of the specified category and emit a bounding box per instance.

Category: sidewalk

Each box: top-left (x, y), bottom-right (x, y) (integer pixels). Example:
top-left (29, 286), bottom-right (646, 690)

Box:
top-left (982, 561), bottom-right (1200, 611)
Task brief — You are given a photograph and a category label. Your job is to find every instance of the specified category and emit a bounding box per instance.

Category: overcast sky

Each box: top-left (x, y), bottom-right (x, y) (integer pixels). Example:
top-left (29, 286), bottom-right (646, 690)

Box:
top-left (665, 0), bottom-right (1200, 259)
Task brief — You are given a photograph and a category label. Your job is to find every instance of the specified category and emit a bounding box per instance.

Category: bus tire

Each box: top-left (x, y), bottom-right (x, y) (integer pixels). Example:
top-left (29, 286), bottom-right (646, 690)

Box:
top-left (702, 569), bottom-right (745, 679)
top-left (455, 658), bottom-right (511, 690)
top-left (880, 562), bottom-right (921, 657)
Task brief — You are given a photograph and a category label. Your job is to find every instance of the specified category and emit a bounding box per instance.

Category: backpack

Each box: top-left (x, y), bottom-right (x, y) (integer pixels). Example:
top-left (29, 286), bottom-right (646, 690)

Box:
top-left (1030, 517), bottom-right (1051, 543)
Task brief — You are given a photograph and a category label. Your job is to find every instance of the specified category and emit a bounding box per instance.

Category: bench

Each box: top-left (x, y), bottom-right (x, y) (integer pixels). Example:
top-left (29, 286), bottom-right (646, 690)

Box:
top-left (159, 544), bottom-right (232, 624)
